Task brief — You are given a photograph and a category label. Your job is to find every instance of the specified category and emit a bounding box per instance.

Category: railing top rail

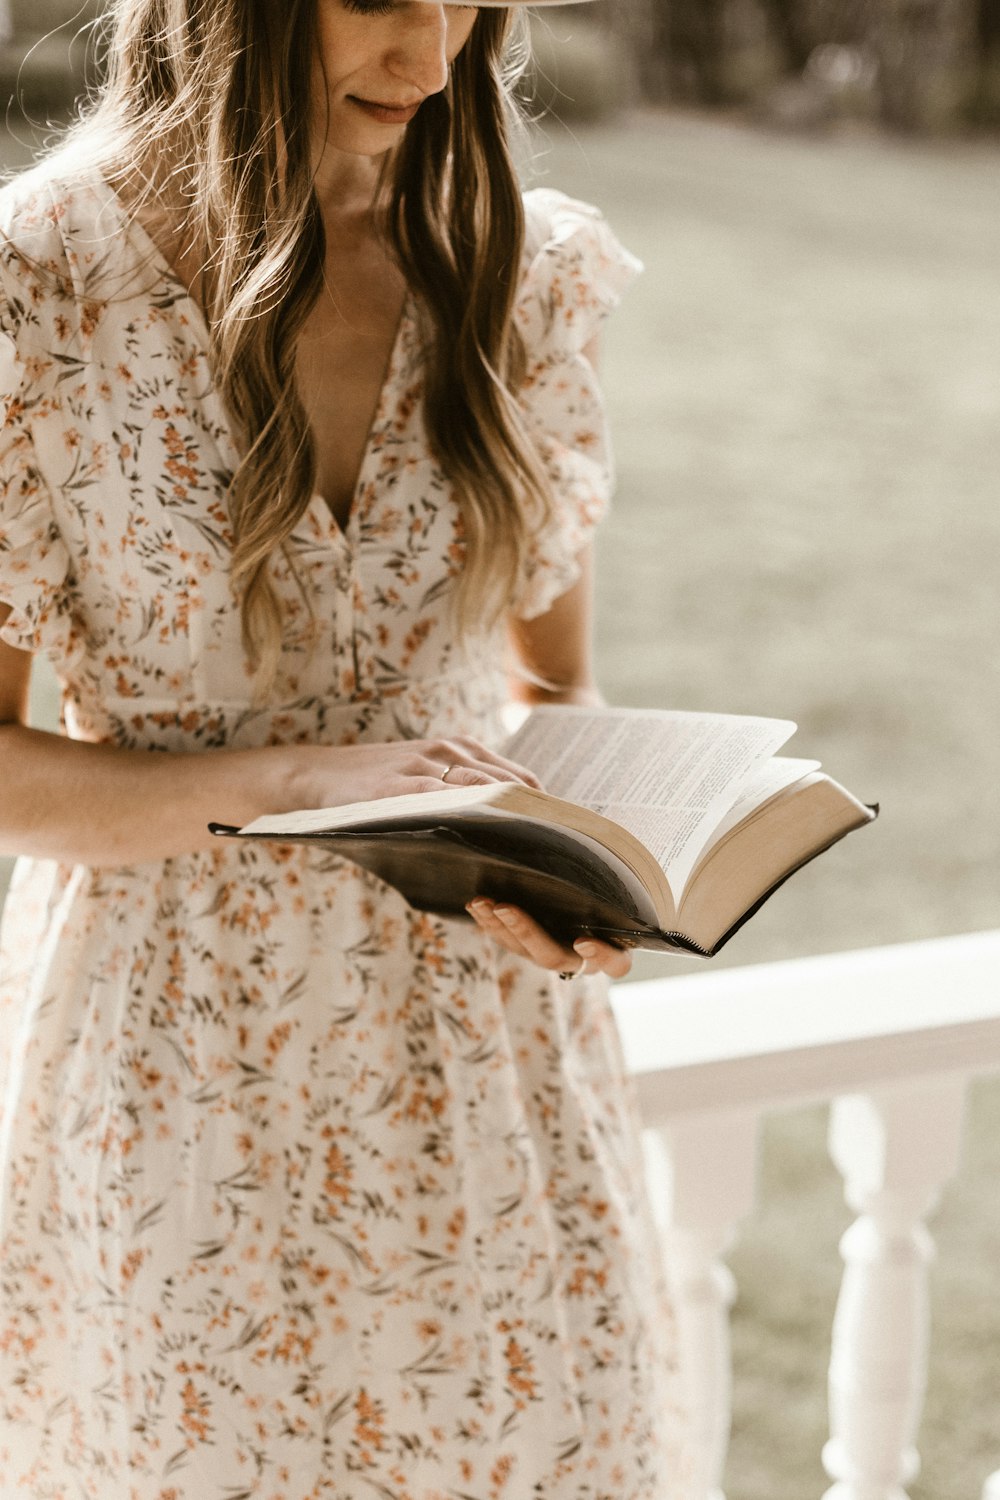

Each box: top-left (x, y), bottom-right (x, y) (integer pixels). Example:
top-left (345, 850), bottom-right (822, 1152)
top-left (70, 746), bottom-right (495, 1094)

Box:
top-left (611, 929), bottom-right (1000, 1121)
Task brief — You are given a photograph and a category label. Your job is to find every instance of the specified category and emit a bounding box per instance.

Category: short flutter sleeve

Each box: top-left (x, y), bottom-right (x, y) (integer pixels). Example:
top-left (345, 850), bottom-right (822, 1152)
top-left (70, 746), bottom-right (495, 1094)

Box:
top-left (0, 320), bottom-right (80, 670)
top-left (512, 189), bottom-right (642, 620)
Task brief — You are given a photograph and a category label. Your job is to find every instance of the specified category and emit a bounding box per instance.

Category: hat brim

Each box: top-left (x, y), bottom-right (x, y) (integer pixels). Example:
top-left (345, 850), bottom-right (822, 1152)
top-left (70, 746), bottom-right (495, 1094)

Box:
top-left (423, 1), bottom-right (596, 6)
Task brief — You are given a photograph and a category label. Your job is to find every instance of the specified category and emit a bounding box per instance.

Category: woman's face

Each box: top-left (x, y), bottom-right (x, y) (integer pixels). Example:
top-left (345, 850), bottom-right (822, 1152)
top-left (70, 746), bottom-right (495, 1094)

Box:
top-left (312, 1), bottom-right (480, 156)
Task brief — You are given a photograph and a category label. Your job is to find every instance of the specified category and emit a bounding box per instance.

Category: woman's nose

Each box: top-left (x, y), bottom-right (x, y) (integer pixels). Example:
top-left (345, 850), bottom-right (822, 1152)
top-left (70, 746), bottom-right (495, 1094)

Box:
top-left (385, 5), bottom-right (451, 97)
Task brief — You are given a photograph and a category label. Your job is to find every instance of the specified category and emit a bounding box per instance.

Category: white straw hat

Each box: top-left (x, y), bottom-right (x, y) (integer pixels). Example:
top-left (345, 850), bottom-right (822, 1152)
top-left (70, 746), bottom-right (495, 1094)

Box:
top-left (425, 1), bottom-right (597, 6)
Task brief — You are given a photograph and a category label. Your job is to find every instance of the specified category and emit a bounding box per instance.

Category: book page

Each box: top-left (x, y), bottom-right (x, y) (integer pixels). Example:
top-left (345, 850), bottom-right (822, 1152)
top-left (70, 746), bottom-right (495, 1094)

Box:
top-left (706, 757), bottom-right (821, 845)
top-left (505, 706), bottom-right (796, 896)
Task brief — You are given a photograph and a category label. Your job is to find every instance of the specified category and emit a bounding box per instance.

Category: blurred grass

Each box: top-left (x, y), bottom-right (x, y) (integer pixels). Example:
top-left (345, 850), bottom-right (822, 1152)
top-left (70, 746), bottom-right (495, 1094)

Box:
top-left (526, 108), bottom-right (1000, 1500)
top-left (2, 107), bottom-right (999, 1496)
top-left (526, 109), bottom-right (1000, 976)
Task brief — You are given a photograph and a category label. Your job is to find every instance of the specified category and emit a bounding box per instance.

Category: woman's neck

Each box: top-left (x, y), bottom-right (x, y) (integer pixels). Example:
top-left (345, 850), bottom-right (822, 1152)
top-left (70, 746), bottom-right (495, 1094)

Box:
top-left (108, 140), bottom-right (392, 311)
top-left (310, 143), bottom-right (385, 238)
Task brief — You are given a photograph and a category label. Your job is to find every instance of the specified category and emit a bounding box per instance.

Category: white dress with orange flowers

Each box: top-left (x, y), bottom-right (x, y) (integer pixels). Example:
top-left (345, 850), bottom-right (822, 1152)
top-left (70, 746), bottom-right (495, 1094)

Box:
top-left (0, 153), bottom-right (691, 1500)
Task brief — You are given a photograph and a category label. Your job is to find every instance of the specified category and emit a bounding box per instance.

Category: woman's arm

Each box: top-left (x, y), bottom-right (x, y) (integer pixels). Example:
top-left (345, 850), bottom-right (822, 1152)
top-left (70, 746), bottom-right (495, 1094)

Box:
top-left (0, 606), bottom-right (538, 867)
top-left (505, 544), bottom-right (602, 709)
top-left (468, 541), bottom-right (632, 982)
top-left (468, 333), bottom-right (632, 980)
top-left (506, 331), bottom-right (606, 706)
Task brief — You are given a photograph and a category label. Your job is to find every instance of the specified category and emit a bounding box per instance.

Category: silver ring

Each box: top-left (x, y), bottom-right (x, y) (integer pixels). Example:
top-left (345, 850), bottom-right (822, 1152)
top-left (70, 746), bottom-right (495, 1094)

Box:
top-left (441, 764), bottom-right (460, 784)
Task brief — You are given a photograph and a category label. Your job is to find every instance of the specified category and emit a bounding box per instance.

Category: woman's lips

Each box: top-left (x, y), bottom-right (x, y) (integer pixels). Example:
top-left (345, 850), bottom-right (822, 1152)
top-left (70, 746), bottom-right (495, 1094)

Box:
top-left (348, 96), bottom-right (422, 125)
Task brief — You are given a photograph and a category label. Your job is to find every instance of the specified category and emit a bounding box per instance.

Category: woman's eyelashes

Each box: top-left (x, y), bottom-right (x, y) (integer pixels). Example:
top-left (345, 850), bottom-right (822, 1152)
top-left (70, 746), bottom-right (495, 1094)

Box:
top-left (341, 0), bottom-right (479, 13)
top-left (343, 0), bottom-right (395, 16)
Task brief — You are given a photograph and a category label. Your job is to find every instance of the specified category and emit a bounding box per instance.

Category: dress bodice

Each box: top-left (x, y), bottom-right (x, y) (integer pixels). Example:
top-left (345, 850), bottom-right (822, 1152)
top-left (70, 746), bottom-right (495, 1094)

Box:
top-left (0, 157), bottom-right (641, 754)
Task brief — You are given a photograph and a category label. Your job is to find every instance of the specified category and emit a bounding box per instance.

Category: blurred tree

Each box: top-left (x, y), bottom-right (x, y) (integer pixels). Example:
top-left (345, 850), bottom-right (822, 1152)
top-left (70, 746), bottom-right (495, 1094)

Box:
top-left (761, 0), bottom-right (870, 73)
top-left (668, 0), bottom-right (729, 103)
top-left (978, 0), bottom-right (1000, 47)
top-left (0, 0), bottom-right (105, 114)
top-left (594, 0), bottom-right (671, 100)
top-left (608, 0), bottom-right (983, 132)
top-left (969, 0), bottom-right (1000, 121)
top-left (526, 9), bottom-right (634, 121)
top-left (761, 0), bottom-right (814, 72)
top-left (604, 0), bottom-right (745, 105)
top-left (869, 0), bottom-right (974, 129)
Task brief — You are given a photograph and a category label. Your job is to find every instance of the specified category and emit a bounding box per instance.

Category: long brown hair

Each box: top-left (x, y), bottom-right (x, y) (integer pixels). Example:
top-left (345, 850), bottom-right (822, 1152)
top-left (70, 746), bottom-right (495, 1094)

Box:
top-left (51, 0), bottom-right (552, 690)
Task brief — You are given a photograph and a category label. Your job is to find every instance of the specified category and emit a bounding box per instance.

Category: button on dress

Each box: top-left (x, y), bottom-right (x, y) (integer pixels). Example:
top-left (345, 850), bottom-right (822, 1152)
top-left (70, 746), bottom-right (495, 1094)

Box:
top-left (0, 155), bottom-right (691, 1499)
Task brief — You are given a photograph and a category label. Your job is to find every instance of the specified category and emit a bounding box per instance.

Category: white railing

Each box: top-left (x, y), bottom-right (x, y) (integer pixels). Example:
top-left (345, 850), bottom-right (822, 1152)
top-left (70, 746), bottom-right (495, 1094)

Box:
top-left (611, 928), bottom-right (1000, 1500)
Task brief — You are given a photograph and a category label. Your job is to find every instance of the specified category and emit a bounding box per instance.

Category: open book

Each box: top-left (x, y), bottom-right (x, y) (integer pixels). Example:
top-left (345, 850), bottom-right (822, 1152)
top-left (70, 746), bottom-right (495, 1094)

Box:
top-left (210, 707), bottom-right (877, 957)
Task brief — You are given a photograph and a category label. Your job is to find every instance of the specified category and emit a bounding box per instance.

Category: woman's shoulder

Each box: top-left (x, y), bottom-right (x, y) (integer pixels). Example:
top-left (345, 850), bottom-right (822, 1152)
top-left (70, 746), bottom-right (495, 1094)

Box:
top-left (0, 147), bottom-right (101, 252)
top-left (517, 186), bottom-right (643, 350)
top-left (522, 186), bottom-right (614, 256)
top-left (0, 146), bottom-right (126, 320)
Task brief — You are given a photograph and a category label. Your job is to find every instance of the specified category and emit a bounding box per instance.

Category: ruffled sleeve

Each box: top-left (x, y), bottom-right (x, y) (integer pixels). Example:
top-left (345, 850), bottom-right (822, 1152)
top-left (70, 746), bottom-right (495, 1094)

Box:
top-left (512, 189), bottom-right (643, 620)
top-left (0, 318), bottom-right (81, 669)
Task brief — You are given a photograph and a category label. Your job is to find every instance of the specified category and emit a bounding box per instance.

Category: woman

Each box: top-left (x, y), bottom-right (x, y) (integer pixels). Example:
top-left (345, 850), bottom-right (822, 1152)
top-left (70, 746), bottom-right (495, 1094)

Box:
top-left (0, 1), bottom-right (690, 1494)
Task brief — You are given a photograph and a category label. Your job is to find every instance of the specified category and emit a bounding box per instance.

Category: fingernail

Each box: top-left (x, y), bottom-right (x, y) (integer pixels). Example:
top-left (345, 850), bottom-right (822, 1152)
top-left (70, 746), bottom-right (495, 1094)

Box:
top-left (493, 907), bottom-right (517, 925)
top-left (574, 940), bottom-right (598, 957)
top-left (468, 899), bottom-right (491, 915)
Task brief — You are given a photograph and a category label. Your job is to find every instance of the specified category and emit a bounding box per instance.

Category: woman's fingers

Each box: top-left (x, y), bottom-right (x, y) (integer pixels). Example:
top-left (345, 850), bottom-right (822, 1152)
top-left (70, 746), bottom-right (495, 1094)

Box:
top-left (442, 737), bottom-right (543, 789)
top-left (572, 936), bottom-right (632, 980)
top-left (439, 764), bottom-right (501, 788)
top-left (394, 737), bottom-right (540, 792)
top-left (295, 736), bottom-right (539, 813)
top-left (466, 900), bottom-right (632, 979)
top-left (466, 900), bottom-right (534, 959)
top-left (471, 901), bottom-right (569, 967)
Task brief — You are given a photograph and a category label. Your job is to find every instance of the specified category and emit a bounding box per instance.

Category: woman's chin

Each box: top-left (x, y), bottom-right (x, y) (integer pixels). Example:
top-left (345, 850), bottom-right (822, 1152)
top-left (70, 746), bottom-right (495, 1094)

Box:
top-left (315, 115), bottom-right (411, 162)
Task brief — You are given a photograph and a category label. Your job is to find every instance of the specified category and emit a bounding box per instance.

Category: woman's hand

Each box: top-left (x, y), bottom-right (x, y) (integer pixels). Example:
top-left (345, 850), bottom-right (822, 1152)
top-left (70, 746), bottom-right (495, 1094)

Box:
top-left (465, 898), bottom-right (633, 981)
top-left (0, 710), bottom-right (541, 867)
top-left (282, 735), bottom-right (541, 812)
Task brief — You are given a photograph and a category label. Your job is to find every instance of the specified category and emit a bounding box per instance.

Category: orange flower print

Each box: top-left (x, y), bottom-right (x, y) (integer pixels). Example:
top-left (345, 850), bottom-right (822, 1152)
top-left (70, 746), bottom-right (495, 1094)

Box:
top-left (0, 172), bottom-right (684, 1500)
top-left (179, 1375), bottom-right (213, 1445)
top-left (353, 1387), bottom-right (387, 1458)
top-left (490, 1453), bottom-right (516, 1497)
top-left (503, 1334), bottom-right (539, 1404)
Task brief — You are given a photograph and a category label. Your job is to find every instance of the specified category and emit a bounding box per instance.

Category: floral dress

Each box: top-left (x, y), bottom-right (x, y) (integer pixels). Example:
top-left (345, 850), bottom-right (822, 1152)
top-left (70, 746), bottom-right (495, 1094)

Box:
top-left (0, 153), bottom-right (691, 1500)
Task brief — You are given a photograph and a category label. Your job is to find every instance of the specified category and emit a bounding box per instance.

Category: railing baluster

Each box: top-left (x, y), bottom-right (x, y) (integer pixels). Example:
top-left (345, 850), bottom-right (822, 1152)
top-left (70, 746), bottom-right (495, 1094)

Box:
top-left (642, 1112), bottom-right (759, 1500)
top-left (612, 933), bottom-right (1000, 1493)
top-left (821, 1080), bottom-right (967, 1500)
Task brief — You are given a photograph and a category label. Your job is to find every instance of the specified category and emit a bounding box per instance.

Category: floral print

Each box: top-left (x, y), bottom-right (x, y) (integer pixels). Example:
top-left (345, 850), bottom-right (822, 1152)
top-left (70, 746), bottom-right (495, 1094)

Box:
top-left (0, 155), bottom-right (690, 1498)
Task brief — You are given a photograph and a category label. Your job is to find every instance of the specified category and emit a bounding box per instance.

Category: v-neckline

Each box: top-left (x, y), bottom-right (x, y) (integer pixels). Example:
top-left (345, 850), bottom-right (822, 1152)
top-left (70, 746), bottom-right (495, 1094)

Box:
top-left (306, 293), bottom-right (410, 548)
top-left (89, 167), bottom-right (411, 550)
